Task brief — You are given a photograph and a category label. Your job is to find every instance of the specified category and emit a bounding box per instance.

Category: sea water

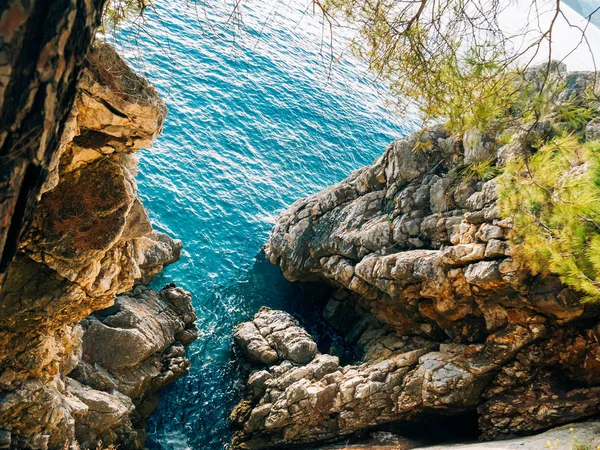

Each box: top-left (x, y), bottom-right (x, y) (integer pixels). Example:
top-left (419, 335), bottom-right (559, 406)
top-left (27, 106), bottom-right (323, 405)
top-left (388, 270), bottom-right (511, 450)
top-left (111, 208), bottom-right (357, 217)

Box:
top-left (111, 1), bottom-right (416, 448)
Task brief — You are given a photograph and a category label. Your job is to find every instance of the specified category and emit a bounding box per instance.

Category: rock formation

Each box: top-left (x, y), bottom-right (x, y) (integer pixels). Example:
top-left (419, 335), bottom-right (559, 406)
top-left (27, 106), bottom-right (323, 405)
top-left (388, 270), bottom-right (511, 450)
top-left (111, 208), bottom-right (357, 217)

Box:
top-left (322, 421), bottom-right (600, 450)
top-left (232, 68), bottom-right (600, 449)
top-left (0, 41), bottom-right (197, 449)
top-left (0, 0), bottom-right (107, 287)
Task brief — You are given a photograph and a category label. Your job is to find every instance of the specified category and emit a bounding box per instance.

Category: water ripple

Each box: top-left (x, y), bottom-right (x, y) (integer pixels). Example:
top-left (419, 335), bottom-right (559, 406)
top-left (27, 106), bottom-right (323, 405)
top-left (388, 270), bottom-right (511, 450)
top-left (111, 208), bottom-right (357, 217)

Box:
top-left (111, 1), bottom-right (418, 448)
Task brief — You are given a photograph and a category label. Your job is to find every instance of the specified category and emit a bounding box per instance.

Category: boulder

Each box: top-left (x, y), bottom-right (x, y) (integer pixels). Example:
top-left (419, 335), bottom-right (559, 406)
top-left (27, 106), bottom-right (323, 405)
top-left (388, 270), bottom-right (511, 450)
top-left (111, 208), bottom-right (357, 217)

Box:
top-left (234, 308), bottom-right (318, 365)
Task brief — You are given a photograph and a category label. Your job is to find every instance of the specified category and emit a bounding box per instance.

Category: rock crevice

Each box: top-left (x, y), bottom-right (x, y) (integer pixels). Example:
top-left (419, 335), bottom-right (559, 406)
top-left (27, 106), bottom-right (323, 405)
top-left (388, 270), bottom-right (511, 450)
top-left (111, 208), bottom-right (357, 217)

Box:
top-left (0, 41), bottom-right (196, 450)
top-left (233, 68), bottom-right (600, 449)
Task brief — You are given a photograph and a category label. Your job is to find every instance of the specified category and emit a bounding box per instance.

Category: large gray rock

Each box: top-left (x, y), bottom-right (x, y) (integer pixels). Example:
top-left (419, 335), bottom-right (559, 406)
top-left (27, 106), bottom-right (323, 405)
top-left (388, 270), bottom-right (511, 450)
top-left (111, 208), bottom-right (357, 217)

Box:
top-left (73, 284), bottom-right (197, 401)
top-left (232, 308), bottom-right (600, 450)
top-left (463, 129), bottom-right (496, 164)
top-left (234, 308), bottom-right (317, 366)
top-left (258, 68), bottom-right (600, 449)
top-left (232, 312), bottom-right (490, 449)
top-left (586, 119), bottom-right (600, 142)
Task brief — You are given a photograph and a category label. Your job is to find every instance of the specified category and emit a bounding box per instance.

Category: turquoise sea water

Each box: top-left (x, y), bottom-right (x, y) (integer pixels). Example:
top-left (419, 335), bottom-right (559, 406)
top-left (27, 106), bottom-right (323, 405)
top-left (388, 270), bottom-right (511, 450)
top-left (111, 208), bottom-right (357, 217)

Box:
top-left (112, 1), bottom-right (416, 448)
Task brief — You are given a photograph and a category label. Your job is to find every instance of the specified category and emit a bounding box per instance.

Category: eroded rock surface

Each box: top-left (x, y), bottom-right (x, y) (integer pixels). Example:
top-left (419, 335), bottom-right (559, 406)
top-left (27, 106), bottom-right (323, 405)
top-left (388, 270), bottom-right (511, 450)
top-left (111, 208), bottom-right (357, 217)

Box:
top-left (234, 307), bottom-right (318, 365)
top-left (0, 42), bottom-right (195, 449)
top-left (0, 0), bottom-right (107, 286)
top-left (233, 69), bottom-right (600, 448)
top-left (67, 284), bottom-right (197, 448)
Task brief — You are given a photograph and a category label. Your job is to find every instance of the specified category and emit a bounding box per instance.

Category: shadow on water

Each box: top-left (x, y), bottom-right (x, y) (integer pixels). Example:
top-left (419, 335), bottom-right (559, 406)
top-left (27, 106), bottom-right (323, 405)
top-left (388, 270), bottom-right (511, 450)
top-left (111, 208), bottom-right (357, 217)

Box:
top-left (146, 252), bottom-right (352, 450)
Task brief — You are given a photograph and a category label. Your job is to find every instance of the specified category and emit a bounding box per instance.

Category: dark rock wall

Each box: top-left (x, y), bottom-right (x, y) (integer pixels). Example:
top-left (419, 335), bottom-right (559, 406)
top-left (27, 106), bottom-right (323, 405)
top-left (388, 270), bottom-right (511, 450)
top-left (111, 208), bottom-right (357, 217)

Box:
top-left (0, 0), bottom-right (107, 286)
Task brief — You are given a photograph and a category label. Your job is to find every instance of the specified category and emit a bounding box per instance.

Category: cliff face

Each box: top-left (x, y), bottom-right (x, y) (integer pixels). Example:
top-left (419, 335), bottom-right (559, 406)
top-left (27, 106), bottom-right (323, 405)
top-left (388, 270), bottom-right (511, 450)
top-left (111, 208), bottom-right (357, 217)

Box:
top-left (231, 70), bottom-right (600, 449)
top-left (0, 42), bottom-right (197, 450)
top-left (0, 0), bottom-right (107, 287)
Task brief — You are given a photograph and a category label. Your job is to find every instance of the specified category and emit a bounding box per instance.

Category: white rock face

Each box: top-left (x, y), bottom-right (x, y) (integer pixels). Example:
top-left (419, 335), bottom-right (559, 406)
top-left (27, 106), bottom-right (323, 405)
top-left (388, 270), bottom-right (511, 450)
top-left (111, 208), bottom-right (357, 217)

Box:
top-left (417, 422), bottom-right (600, 450)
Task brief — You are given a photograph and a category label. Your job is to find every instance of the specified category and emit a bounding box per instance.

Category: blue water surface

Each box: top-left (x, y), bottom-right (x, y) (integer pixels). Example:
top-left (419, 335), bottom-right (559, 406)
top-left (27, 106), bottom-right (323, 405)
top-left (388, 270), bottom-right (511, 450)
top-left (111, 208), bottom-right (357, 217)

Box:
top-left (111, 1), bottom-right (417, 448)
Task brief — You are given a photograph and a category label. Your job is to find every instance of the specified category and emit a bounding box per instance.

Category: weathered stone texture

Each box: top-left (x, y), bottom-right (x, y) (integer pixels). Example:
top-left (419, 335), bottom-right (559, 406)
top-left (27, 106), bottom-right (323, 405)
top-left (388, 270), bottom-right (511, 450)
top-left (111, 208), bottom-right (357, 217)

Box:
top-left (0, 0), bottom-right (107, 287)
top-left (235, 69), bottom-right (600, 449)
top-left (0, 41), bottom-right (194, 450)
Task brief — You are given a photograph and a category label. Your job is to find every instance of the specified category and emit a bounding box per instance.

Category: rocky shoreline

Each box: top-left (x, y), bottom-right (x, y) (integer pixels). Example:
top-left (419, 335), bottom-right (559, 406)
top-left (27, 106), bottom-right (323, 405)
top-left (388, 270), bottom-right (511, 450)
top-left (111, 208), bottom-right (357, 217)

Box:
top-left (0, 41), bottom-right (197, 449)
top-left (3, 7), bottom-right (600, 449)
top-left (231, 67), bottom-right (600, 449)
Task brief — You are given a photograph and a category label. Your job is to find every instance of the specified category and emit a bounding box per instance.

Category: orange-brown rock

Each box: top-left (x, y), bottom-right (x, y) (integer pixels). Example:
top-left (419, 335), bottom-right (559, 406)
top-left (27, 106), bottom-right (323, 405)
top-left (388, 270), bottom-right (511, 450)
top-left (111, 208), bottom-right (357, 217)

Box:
top-left (0, 41), bottom-right (193, 450)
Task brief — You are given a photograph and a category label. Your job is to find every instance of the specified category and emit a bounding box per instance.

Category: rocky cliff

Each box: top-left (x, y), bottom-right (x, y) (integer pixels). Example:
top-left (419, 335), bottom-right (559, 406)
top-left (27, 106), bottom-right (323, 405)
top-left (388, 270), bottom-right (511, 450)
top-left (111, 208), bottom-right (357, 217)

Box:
top-left (231, 69), bottom-right (600, 449)
top-left (0, 41), bottom-right (197, 449)
top-left (0, 0), bottom-right (107, 287)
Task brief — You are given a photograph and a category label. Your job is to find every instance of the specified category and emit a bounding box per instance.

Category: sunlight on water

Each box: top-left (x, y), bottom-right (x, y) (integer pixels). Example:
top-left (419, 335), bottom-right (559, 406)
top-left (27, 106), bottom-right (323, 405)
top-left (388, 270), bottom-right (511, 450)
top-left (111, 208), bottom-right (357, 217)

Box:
top-left (111, 1), bottom-right (417, 448)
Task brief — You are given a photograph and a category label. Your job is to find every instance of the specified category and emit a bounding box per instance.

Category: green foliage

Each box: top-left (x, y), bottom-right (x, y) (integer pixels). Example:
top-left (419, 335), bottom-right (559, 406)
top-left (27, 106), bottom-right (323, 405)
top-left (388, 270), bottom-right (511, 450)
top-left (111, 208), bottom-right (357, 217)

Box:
top-left (572, 440), bottom-right (594, 450)
top-left (459, 157), bottom-right (501, 182)
top-left (101, 0), bottom-right (149, 32)
top-left (412, 136), bottom-right (433, 155)
top-left (569, 427), bottom-right (595, 450)
top-left (499, 133), bottom-right (600, 302)
top-left (555, 98), bottom-right (599, 132)
top-left (317, 0), bottom-right (569, 133)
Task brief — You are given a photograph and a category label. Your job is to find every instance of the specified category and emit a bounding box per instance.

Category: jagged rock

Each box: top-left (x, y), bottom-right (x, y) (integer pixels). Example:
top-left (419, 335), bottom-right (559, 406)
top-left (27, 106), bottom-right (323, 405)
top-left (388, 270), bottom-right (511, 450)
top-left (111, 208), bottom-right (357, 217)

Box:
top-left (256, 70), bottom-right (600, 448)
top-left (134, 231), bottom-right (183, 285)
top-left (232, 310), bottom-right (492, 449)
top-left (74, 285), bottom-right (197, 397)
top-left (234, 322), bottom-right (280, 365)
top-left (77, 41), bottom-right (167, 152)
top-left (67, 284), bottom-right (197, 446)
top-left (0, 0), bottom-right (106, 287)
top-left (586, 119), bottom-right (600, 142)
top-left (233, 308), bottom-right (600, 449)
top-left (463, 129), bottom-right (496, 164)
top-left (66, 378), bottom-right (135, 444)
top-left (0, 284), bottom-right (197, 450)
top-left (234, 308), bottom-right (318, 365)
top-left (0, 40), bottom-right (192, 450)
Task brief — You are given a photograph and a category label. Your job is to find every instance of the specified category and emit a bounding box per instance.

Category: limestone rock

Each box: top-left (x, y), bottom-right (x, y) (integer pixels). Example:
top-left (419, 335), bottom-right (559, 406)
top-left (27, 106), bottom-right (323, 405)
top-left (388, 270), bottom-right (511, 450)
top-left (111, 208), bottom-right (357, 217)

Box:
top-left (463, 129), bottom-right (496, 164)
top-left (77, 41), bottom-right (167, 152)
top-left (232, 307), bottom-right (600, 449)
top-left (0, 40), bottom-right (191, 450)
top-left (0, 0), bottom-right (105, 288)
top-left (68, 284), bottom-right (197, 446)
top-left (260, 68), bottom-right (600, 448)
top-left (586, 119), bottom-right (600, 142)
top-left (234, 308), bottom-right (318, 365)
top-left (134, 231), bottom-right (183, 285)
